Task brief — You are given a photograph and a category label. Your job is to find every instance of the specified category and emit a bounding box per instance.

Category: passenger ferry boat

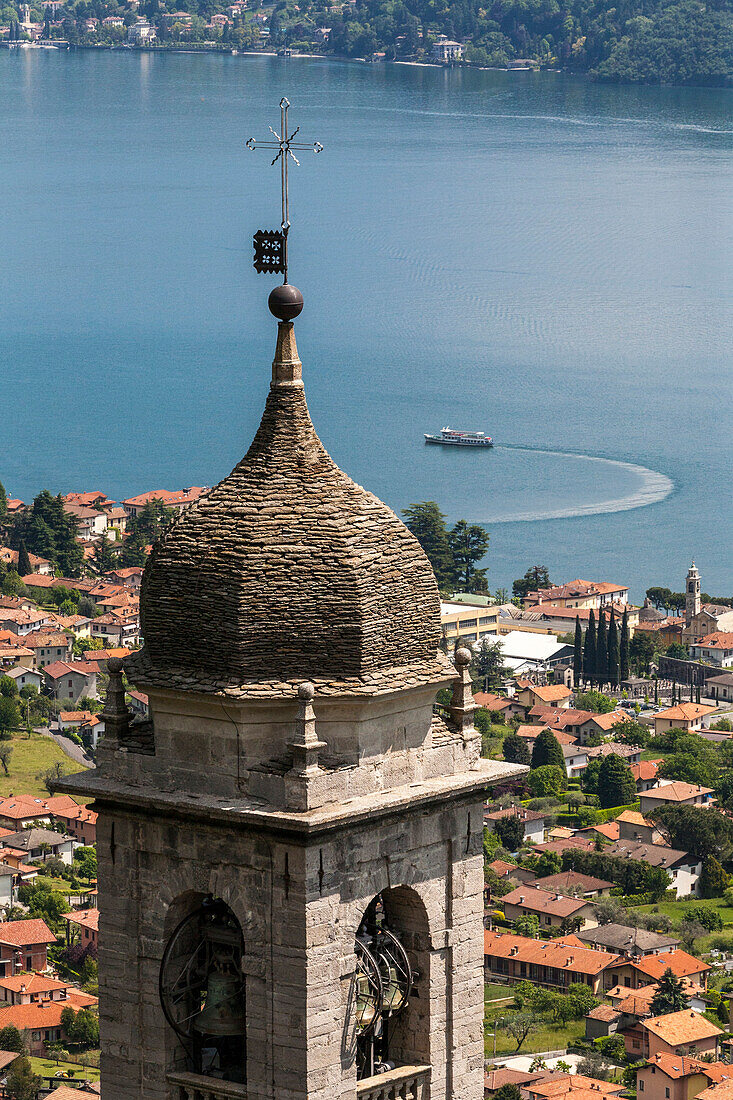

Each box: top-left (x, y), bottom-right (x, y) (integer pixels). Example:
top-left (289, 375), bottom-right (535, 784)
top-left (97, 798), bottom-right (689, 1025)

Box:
top-left (424, 427), bottom-right (494, 447)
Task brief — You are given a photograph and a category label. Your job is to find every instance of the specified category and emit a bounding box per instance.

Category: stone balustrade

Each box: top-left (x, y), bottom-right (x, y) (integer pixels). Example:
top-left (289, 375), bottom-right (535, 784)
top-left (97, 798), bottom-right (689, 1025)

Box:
top-left (167, 1071), bottom-right (248, 1100)
top-left (356, 1064), bottom-right (432, 1100)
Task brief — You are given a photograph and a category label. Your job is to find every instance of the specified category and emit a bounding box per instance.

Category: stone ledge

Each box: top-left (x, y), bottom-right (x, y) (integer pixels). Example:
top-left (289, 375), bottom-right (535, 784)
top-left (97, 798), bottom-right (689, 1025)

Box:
top-left (55, 759), bottom-right (528, 838)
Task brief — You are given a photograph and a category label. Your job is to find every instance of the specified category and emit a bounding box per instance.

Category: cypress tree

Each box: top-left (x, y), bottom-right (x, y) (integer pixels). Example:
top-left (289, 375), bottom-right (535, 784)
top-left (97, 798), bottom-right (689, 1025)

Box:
top-left (0, 480), bottom-right (7, 516)
top-left (597, 752), bottom-right (636, 809)
top-left (531, 728), bottom-right (566, 772)
top-left (16, 541), bottom-right (31, 577)
top-left (619, 607), bottom-right (630, 683)
top-left (584, 609), bottom-right (597, 687)
top-left (573, 616), bottom-right (583, 683)
top-left (597, 610), bottom-right (608, 687)
top-left (607, 610), bottom-right (619, 687)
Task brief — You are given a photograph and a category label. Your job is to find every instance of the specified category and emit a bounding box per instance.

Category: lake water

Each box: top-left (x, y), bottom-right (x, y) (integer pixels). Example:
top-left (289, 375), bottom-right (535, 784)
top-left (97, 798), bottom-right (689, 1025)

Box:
top-left (0, 51), bottom-right (731, 599)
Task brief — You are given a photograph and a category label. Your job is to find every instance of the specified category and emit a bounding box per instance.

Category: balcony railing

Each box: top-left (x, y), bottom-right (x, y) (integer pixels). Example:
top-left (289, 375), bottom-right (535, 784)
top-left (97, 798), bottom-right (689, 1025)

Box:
top-left (357, 1064), bottom-right (431, 1100)
top-left (167, 1071), bottom-right (248, 1100)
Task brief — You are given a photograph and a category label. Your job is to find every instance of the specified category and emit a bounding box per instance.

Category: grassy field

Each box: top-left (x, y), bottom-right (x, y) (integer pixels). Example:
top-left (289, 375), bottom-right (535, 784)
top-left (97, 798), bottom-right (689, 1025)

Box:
top-left (0, 731), bottom-right (82, 798)
top-left (29, 1055), bottom-right (100, 1082)
top-left (637, 896), bottom-right (733, 927)
top-left (484, 985), bottom-right (586, 1056)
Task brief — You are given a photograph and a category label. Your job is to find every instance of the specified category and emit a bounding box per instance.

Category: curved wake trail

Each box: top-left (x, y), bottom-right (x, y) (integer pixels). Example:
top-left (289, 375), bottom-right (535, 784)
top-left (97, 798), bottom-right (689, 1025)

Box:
top-left (480, 445), bottom-right (674, 523)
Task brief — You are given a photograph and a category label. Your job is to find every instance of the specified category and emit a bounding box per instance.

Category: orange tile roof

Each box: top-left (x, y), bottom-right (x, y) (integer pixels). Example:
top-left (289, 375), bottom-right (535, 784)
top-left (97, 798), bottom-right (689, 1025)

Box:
top-left (0, 992), bottom-right (97, 1032)
top-left (47, 1088), bottom-right (100, 1100)
top-left (488, 859), bottom-right (516, 876)
top-left (630, 762), bottom-right (660, 783)
top-left (123, 487), bottom-right (206, 507)
top-left (59, 711), bottom-right (94, 723)
top-left (527, 1074), bottom-right (624, 1098)
top-left (642, 1053), bottom-right (730, 1082)
top-left (533, 870), bottom-right (615, 894)
top-left (484, 930), bottom-right (618, 975)
top-left (502, 884), bottom-right (590, 917)
top-left (0, 972), bottom-right (69, 994)
top-left (641, 781), bottom-right (714, 802)
top-left (526, 684), bottom-right (573, 702)
top-left (642, 1008), bottom-right (722, 1046)
top-left (655, 703), bottom-right (717, 721)
top-left (698, 1081), bottom-right (733, 1099)
top-left (591, 822), bottom-right (620, 841)
top-left (0, 918), bottom-right (56, 947)
top-left (632, 949), bottom-right (710, 981)
top-left (0, 794), bottom-right (80, 821)
top-left (63, 909), bottom-right (98, 933)
top-left (473, 692), bottom-right (513, 710)
top-left (516, 724), bottom-right (577, 744)
top-left (696, 633), bottom-right (733, 649)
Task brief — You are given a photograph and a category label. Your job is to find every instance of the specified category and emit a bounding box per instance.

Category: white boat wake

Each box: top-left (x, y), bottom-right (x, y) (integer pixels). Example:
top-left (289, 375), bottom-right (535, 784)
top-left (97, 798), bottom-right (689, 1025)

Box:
top-left (481, 445), bottom-right (674, 524)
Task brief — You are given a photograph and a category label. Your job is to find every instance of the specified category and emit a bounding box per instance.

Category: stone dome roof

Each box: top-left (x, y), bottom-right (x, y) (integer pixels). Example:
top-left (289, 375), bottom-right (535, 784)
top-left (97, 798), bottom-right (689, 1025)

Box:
top-left (129, 321), bottom-right (445, 698)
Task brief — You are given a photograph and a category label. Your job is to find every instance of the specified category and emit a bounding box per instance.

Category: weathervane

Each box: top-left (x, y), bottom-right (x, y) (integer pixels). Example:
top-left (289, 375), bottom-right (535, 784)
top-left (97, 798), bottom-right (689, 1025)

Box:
top-left (247, 98), bottom-right (323, 287)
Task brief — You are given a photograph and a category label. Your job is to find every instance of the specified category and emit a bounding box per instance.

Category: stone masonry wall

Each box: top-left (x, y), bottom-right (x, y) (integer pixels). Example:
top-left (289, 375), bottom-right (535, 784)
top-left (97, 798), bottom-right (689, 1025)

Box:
top-left (96, 789), bottom-right (485, 1100)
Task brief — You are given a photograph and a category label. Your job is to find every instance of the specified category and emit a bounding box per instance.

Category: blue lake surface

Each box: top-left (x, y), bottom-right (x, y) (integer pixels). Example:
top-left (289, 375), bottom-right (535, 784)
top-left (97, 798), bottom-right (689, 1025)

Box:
top-left (0, 51), bottom-right (731, 598)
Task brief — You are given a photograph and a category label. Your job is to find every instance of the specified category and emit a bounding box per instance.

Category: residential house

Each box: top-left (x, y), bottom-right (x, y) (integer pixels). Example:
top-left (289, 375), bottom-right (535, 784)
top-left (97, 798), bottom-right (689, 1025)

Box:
top-left (103, 566), bottom-right (143, 589)
top-left (81, 647), bottom-right (130, 672)
top-left (0, 607), bottom-right (52, 637)
top-left (639, 782), bottom-right (715, 814)
top-left (502, 601), bottom-right (640, 638)
top-left (62, 503), bottom-right (107, 541)
top-left (524, 1075), bottom-right (624, 1100)
top-left (0, 863), bottom-right (20, 910)
top-left (484, 1068), bottom-right (545, 1096)
top-left (3, 665), bottom-right (44, 693)
top-left (532, 870), bottom-right (614, 898)
top-left (0, 641), bottom-right (34, 670)
top-left (635, 617), bottom-right (685, 648)
top-left (0, 990), bottom-right (97, 1055)
top-left (605, 838), bottom-right (702, 898)
top-left (576, 710), bottom-right (632, 745)
top-left (122, 486), bottom-right (206, 517)
top-left (102, 505), bottom-right (129, 535)
top-left (1, 828), bottom-right (75, 865)
top-left (691, 633), bottom-right (733, 669)
top-left (642, 1010), bottom-right (722, 1060)
top-left (127, 18), bottom-right (156, 41)
top-left (64, 908), bottom-right (98, 953)
top-left (605, 949), bottom-right (710, 993)
top-left (62, 492), bottom-right (113, 509)
top-left (430, 36), bottom-right (464, 60)
top-left (21, 630), bottom-right (72, 669)
top-left (636, 1054), bottom-right (732, 1100)
top-left (515, 683), bottom-right (573, 710)
top-left (127, 689), bottom-right (149, 718)
top-left (577, 924), bottom-right (680, 957)
top-left (500, 884), bottom-right (597, 931)
top-left (654, 704), bottom-right (718, 736)
top-left (706, 673), bottom-right (733, 704)
top-left (491, 630), bottom-right (573, 674)
top-left (0, 546), bottom-right (52, 575)
top-left (585, 742), bottom-right (643, 765)
top-left (0, 794), bottom-right (82, 830)
top-left (90, 608), bottom-right (140, 647)
top-left (532, 835), bottom-right (597, 858)
top-left (0, 971), bottom-right (83, 1005)
top-left (616, 809), bottom-right (664, 843)
top-left (473, 692), bottom-right (526, 721)
top-left (585, 1003), bottom-right (622, 1040)
top-left (516, 723), bottom-right (577, 746)
top-left (483, 930), bottom-right (618, 993)
top-left (523, 580), bottom-right (630, 611)
top-left (0, 919), bottom-right (56, 977)
top-left (631, 761), bottom-right (662, 793)
top-left (484, 806), bottom-right (546, 845)
top-left (52, 802), bottom-right (97, 845)
top-left (43, 660), bottom-right (98, 703)
top-left (59, 710), bottom-right (104, 750)
top-left (562, 743), bottom-right (589, 779)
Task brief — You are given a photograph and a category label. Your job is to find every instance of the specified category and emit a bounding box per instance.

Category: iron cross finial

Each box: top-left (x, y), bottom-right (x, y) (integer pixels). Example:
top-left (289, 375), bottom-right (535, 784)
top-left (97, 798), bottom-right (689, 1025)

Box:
top-left (247, 98), bottom-right (323, 283)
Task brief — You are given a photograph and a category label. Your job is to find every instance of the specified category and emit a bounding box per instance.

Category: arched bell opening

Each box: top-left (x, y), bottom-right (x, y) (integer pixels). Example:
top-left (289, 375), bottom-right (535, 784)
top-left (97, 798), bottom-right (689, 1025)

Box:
top-left (159, 893), bottom-right (246, 1085)
top-left (352, 886), bottom-right (430, 1080)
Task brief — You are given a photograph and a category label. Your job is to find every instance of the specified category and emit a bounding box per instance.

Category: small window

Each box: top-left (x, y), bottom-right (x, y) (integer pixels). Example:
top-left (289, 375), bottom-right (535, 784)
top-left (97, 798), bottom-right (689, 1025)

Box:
top-left (666, 1090), bottom-right (670, 1099)
top-left (633, 1040), bottom-right (640, 1050)
top-left (639, 1081), bottom-right (644, 1092)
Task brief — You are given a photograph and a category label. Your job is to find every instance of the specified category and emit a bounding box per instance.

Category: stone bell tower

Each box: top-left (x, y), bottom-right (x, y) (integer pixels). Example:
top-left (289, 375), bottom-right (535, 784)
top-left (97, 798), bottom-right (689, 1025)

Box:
top-left (685, 560), bottom-right (701, 628)
top-left (60, 285), bottom-right (524, 1100)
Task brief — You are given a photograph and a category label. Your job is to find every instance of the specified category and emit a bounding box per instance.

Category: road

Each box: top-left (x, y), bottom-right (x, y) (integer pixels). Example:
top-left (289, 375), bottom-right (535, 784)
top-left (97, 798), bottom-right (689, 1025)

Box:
top-left (37, 726), bottom-right (93, 769)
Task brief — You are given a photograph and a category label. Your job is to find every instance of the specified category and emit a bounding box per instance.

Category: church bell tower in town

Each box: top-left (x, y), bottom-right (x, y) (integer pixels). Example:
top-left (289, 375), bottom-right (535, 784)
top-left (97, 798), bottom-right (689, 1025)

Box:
top-left (60, 254), bottom-right (523, 1098)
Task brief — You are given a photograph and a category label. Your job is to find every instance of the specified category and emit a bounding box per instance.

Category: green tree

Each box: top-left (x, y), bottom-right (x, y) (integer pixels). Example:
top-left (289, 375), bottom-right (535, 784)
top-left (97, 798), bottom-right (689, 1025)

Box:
top-left (619, 607), bottom-right (630, 683)
top-left (495, 814), bottom-right (524, 851)
top-left (527, 764), bottom-right (567, 798)
top-left (503, 1011), bottom-right (541, 1050)
top-left (531, 728), bottom-right (565, 771)
top-left (512, 566), bottom-right (551, 601)
top-left (0, 676), bottom-right (16, 698)
top-left (658, 747), bottom-right (718, 788)
top-left (449, 520), bottom-right (489, 593)
top-left (494, 1086), bottom-right (522, 1100)
top-left (667, 642), bottom-right (688, 660)
top-left (512, 914), bottom-right (540, 938)
top-left (597, 753), bottom-right (636, 808)
top-left (575, 690), bottom-right (615, 714)
top-left (0, 744), bottom-right (13, 776)
top-left (474, 638), bottom-right (507, 690)
top-left (503, 733), bottom-right (530, 767)
top-left (650, 805), bottom-right (733, 861)
top-left (16, 540), bottom-right (31, 577)
top-left (0, 1025), bottom-right (25, 1053)
top-left (700, 855), bottom-right (730, 899)
top-left (401, 502), bottom-right (455, 589)
top-left (535, 851), bottom-right (561, 877)
top-left (650, 968), bottom-right (689, 1015)
top-left (584, 609), bottom-right (597, 685)
top-left (607, 610), bottom-right (619, 686)
top-left (0, 697), bottom-right (20, 734)
top-left (5, 1055), bottom-right (40, 1100)
top-left (630, 630), bottom-right (655, 675)
top-left (596, 610), bottom-right (608, 684)
top-left (573, 616), bottom-right (583, 682)
top-left (93, 533), bottom-right (115, 574)
top-left (612, 718), bottom-right (648, 747)
top-left (0, 480), bottom-right (7, 517)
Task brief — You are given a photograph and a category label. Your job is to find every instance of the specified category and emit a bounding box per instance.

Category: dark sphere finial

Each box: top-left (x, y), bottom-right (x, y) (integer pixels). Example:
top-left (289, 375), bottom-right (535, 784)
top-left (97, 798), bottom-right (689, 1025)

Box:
top-left (269, 283), bottom-right (304, 322)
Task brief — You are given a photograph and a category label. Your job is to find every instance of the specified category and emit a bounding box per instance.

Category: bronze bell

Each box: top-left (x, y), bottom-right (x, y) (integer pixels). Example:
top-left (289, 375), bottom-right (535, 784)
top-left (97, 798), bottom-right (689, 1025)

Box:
top-left (194, 971), bottom-right (246, 1038)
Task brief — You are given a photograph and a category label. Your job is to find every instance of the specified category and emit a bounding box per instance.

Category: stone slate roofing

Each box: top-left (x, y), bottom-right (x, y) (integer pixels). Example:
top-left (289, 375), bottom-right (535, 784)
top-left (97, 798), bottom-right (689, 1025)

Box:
top-left (130, 323), bottom-right (445, 698)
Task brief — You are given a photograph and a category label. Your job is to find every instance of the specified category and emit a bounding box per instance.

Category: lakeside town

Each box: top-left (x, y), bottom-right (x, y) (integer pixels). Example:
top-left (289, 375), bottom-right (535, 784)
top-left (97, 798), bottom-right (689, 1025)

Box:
top-left (0, 478), bottom-right (732, 1096)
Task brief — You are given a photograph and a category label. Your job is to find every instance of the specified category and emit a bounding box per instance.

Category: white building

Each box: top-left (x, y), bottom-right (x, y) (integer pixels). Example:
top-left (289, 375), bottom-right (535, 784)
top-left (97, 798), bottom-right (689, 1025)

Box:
top-left (691, 632), bottom-right (733, 669)
top-left (431, 36), bottom-right (464, 61)
top-left (494, 630), bottom-right (572, 674)
top-left (128, 20), bottom-right (156, 43)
